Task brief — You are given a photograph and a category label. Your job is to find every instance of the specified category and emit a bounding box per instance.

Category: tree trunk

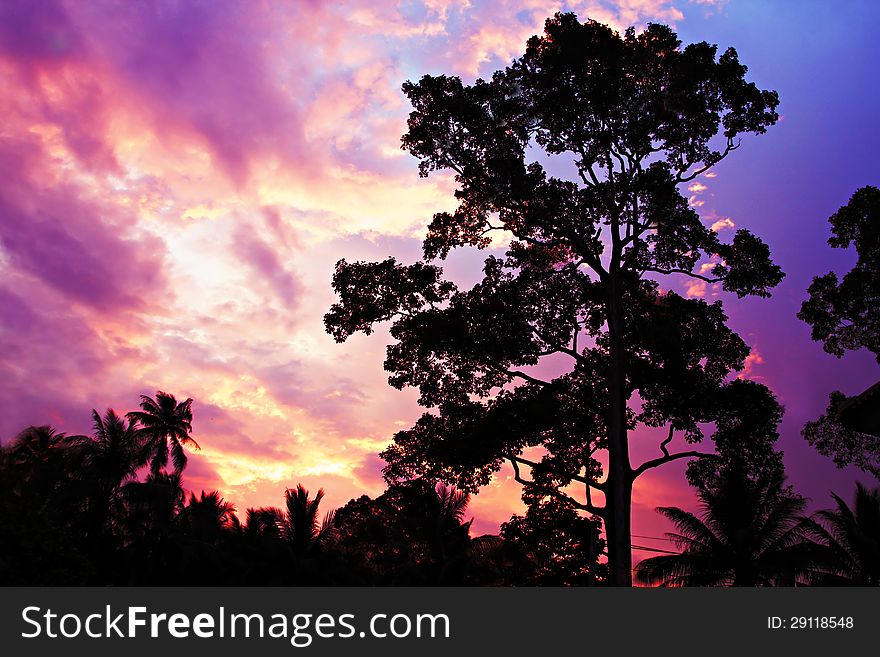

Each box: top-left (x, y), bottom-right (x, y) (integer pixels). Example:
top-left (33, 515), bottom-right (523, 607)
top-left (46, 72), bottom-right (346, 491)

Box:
top-left (605, 473), bottom-right (632, 586)
top-left (605, 274), bottom-right (633, 587)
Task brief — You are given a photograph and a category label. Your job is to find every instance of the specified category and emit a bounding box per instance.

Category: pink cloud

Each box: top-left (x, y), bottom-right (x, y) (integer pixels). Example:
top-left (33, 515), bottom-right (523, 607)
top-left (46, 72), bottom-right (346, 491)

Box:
top-left (0, 135), bottom-right (166, 312)
top-left (710, 216), bottom-right (736, 231)
top-left (1, 0), bottom-right (788, 532)
top-left (737, 348), bottom-right (766, 381)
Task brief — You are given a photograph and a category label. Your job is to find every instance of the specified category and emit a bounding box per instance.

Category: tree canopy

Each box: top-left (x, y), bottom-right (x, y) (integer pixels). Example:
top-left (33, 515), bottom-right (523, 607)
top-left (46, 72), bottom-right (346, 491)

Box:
top-left (799, 186), bottom-right (880, 478)
top-left (799, 186), bottom-right (880, 361)
top-left (325, 13), bottom-right (783, 585)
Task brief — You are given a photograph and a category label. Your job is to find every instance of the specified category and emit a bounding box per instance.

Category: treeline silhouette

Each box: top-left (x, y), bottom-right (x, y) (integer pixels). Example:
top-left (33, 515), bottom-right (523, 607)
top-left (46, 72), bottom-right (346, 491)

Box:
top-left (0, 392), bottom-right (603, 586)
top-left (1, 391), bottom-right (877, 586)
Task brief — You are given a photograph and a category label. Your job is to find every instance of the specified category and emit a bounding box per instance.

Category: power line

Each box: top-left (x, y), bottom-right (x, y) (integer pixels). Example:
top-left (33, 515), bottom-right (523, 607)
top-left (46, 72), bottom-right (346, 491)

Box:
top-left (631, 533), bottom-right (674, 542)
top-left (631, 544), bottom-right (679, 555)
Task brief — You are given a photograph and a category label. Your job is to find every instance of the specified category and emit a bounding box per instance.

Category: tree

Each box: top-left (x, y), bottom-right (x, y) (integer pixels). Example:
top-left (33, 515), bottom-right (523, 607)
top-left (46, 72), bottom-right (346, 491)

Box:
top-left (117, 471), bottom-right (188, 584)
top-left (127, 391), bottom-right (198, 475)
top-left (802, 390), bottom-right (880, 479)
top-left (180, 490), bottom-right (239, 544)
top-left (325, 13), bottom-right (782, 585)
top-left (332, 480), bottom-right (504, 584)
top-left (67, 409), bottom-right (147, 541)
top-left (253, 485), bottom-right (336, 557)
top-left (6, 425), bottom-right (71, 501)
top-left (799, 186), bottom-right (880, 477)
top-left (634, 465), bottom-right (814, 586)
top-left (799, 186), bottom-right (880, 360)
top-left (500, 498), bottom-right (605, 585)
top-left (0, 429), bottom-right (93, 584)
top-left (803, 483), bottom-right (880, 586)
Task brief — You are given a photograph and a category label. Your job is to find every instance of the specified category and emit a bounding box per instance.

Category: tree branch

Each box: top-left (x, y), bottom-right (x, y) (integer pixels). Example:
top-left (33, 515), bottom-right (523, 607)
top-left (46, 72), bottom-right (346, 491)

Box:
top-left (511, 454), bottom-right (606, 491)
top-left (675, 139), bottom-right (740, 184)
top-left (532, 329), bottom-right (588, 364)
top-left (642, 267), bottom-right (721, 283)
top-left (660, 425), bottom-right (674, 458)
top-left (508, 454), bottom-right (606, 517)
top-left (631, 450), bottom-right (720, 480)
top-left (502, 369), bottom-right (554, 388)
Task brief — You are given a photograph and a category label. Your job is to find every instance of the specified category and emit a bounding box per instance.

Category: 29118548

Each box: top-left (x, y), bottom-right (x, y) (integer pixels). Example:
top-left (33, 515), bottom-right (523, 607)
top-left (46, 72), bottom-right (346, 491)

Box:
top-left (767, 616), bottom-right (854, 629)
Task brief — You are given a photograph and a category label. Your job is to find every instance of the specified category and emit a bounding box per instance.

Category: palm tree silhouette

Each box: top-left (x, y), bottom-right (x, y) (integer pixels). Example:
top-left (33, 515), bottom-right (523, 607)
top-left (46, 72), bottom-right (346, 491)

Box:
top-left (249, 485), bottom-right (335, 556)
top-left (7, 425), bottom-right (72, 503)
top-left (434, 482), bottom-right (471, 527)
top-left (9, 425), bottom-right (68, 465)
top-left (67, 409), bottom-right (146, 541)
top-left (181, 490), bottom-right (239, 543)
top-left (70, 410), bottom-right (145, 490)
top-left (804, 483), bottom-right (880, 585)
top-left (126, 391), bottom-right (198, 474)
top-left (429, 482), bottom-right (503, 583)
top-left (634, 469), bottom-right (815, 586)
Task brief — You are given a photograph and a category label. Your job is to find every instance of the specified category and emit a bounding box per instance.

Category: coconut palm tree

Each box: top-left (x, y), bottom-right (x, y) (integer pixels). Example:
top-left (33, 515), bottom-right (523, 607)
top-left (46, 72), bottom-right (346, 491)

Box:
top-left (71, 410), bottom-right (145, 485)
top-left (126, 391), bottom-right (198, 474)
top-left (634, 469), bottom-right (816, 586)
top-left (180, 490), bottom-right (239, 543)
top-left (7, 425), bottom-right (72, 504)
top-left (66, 409), bottom-right (147, 541)
top-left (429, 482), bottom-right (504, 584)
top-left (250, 485), bottom-right (335, 557)
top-left (803, 483), bottom-right (880, 585)
top-left (284, 485), bottom-right (336, 556)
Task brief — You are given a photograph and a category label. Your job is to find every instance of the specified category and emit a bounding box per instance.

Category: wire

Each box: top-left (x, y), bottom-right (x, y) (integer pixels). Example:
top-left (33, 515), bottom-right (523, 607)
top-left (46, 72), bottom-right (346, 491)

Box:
top-left (631, 544), bottom-right (679, 555)
top-left (631, 533), bottom-right (674, 542)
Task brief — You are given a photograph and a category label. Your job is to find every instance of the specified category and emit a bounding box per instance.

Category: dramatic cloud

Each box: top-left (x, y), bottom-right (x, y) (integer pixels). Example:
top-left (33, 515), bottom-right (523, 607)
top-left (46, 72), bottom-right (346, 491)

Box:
top-left (1, 0), bottom-right (875, 542)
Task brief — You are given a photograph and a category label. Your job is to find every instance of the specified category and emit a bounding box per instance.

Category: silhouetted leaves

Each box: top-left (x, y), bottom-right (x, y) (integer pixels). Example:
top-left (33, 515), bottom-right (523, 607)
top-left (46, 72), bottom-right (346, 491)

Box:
top-left (802, 483), bottom-right (880, 585)
top-left (799, 186), bottom-right (880, 360)
top-left (799, 187), bottom-right (880, 478)
top-left (325, 12), bottom-right (783, 585)
top-left (803, 390), bottom-right (880, 480)
top-left (127, 391), bottom-right (198, 475)
top-left (635, 466), bottom-right (815, 587)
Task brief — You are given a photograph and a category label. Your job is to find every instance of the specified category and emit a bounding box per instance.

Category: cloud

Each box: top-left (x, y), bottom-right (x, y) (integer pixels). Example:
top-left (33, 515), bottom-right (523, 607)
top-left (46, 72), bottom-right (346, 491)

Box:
top-left (0, 135), bottom-right (167, 313)
top-left (0, 0), bottom-right (751, 525)
top-left (231, 223), bottom-right (303, 308)
top-left (684, 279), bottom-right (707, 298)
top-left (737, 348), bottom-right (766, 381)
top-left (710, 217), bottom-right (736, 232)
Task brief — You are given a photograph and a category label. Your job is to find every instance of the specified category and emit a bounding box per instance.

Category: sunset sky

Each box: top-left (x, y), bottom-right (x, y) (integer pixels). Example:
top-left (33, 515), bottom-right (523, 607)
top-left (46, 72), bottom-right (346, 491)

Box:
top-left (1, 0), bottom-right (878, 549)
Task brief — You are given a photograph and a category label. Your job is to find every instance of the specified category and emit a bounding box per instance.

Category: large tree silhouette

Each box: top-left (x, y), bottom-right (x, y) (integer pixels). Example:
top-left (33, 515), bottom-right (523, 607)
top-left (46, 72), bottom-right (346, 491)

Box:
top-left (799, 186), bottom-right (880, 477)
top-left (325, 13), bottom-right (782, 585)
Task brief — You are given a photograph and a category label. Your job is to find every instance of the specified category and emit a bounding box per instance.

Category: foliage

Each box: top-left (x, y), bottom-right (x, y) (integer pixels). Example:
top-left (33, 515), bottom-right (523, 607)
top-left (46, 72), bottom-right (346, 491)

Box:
top-left (501, 498), bottom-right (606, 585)
top-left (0, 400), bottom-right (529, 585)
top-left (803, 391), bottom-right (880, 479)
top-left (325, 12), bottom-right (782, 585)
top-left (802, 483), bottom-right (880, 585)
top-left (127, 391), bottom-right (198, 474)
top-left (799, 186), bottom-right (880, 360)
top-left (799, 186), bottom-right (880, 477)
top-left (634, 465), bottom-right (815, 586)
top-left (332, 480), bottom-right (508, 585)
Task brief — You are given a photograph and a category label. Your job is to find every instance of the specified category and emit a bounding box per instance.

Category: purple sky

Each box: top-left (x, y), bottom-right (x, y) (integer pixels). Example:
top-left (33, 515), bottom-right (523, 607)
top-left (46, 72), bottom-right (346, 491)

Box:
top-left (0, 0), bottom-right (877, 548)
